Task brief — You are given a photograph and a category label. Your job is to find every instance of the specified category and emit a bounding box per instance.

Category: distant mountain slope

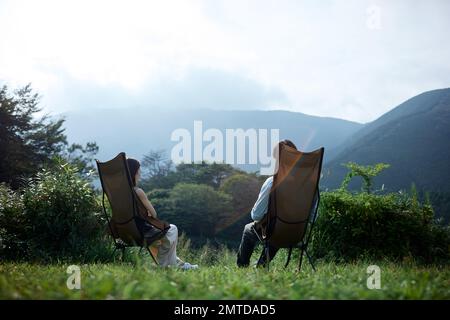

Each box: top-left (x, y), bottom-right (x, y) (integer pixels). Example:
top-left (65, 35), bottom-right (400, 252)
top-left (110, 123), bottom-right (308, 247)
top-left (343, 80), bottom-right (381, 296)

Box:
top-left (62, 108), bottom-right (362, 172)
top-left (322, 88), bottom-right (450, 192)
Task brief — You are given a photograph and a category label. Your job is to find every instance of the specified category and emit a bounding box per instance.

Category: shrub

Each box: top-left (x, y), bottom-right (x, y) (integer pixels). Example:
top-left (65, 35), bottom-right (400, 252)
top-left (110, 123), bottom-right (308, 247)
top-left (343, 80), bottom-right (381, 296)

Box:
top-left (0, 184), bottom-right (27, 258)
top-left (340, 162), bottom-right (390, 193)
top-left (0, 162), bottom-right (111, 262)
top-left (311, 189), bottom-right (450, 263)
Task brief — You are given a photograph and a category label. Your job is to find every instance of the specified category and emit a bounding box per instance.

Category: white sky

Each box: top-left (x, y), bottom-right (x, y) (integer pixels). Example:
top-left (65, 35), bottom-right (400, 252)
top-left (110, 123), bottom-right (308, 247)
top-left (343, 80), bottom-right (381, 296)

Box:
top-left (1, 0), bottom-right (449, 123)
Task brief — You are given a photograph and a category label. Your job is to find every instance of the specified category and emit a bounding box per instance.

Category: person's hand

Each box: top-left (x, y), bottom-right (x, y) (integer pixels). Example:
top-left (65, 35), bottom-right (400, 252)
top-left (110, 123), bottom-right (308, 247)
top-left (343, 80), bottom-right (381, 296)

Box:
top-left (153, 240), bottom-right (162, 247)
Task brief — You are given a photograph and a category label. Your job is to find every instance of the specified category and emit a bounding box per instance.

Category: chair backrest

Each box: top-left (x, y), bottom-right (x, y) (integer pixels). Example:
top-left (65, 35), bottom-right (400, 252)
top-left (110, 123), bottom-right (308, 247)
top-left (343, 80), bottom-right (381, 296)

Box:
top-left (266, 145), bottom-right (324, 248)
top-left (96, 152), bottom-right (143, 246)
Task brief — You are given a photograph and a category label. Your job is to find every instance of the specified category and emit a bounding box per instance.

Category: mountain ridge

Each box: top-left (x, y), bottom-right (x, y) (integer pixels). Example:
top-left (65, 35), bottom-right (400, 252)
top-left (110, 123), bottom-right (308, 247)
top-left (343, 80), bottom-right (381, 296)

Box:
top-left (322, 88), bottom-right (450, 192)
top-left (63, 108), bottom-right (363, 169)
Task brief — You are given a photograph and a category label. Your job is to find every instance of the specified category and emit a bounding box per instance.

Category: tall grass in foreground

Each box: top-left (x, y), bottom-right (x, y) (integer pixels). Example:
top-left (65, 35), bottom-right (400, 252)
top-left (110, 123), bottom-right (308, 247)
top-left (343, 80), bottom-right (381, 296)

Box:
top-left (1, 235), bottom-right (449, 300)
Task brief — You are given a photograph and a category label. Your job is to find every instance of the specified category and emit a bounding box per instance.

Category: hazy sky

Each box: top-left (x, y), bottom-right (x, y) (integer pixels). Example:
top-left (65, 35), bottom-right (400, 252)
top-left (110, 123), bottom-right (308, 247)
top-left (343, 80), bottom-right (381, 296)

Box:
top-left (1, 0), bottom-right (449, 123)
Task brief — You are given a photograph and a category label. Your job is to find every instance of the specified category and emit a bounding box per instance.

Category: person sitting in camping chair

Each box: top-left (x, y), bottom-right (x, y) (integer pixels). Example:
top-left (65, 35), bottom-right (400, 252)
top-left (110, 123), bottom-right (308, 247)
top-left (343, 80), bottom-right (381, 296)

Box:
top-left (126, 158), bottom-right (198, 270)
top-left (236, 139), bottom-right (297, 267)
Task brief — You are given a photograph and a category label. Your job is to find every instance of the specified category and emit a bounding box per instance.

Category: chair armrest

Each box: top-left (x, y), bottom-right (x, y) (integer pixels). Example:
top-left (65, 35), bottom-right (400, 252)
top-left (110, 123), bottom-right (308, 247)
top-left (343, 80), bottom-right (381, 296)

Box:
top-left (147, 216), bottom-right (170, 230)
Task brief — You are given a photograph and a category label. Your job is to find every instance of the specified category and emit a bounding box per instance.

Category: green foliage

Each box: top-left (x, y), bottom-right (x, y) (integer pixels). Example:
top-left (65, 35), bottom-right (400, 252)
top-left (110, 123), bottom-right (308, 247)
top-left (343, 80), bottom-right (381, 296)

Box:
top-left (140, 150), bottom-right (174, 190)
top-left (141, 153), bottom-right (257, 244)
top-left (0, 161), bottom-right (110, 262)
top-left (157, 183), bottom-right (233, 238)
top-left (340, 162), bottom-right (390, 193)
top-left (0, 84), bottom-right (99, 188)
top-left (0, 84), bottom-right (66, 188)
top-left (0, 183), bottom-right (27, 256)
top-left (184, 162), bottom-right (237, 189)
top-left (63, 142), bottom-right (100, 180)
top-left (421, 190), bottom-right (450, 224)
top-left (312, 189), bottom-right (450, 263)
top-left (1, 256), bottom-right (450, 299)
top-left (216, 174), bottom-right (261, 241)
top-left (147, 170), bottom-right (264, 245)
top-left (220, 174), bottom-right (261, 201)
top-left (145, 158), bottom-right (450, 262)
top-left (140, 149), bottom-right (243, 191)
top-left (141, 149), bottom-right (173, 177)
top-left (319, 162), bottom-right (449, 263)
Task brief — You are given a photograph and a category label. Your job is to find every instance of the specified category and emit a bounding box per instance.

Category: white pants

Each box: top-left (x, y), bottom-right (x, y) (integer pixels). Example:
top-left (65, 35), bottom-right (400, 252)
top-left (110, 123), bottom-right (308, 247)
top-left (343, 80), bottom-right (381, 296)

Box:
top-left (157, 224), bottom-right (182, 267)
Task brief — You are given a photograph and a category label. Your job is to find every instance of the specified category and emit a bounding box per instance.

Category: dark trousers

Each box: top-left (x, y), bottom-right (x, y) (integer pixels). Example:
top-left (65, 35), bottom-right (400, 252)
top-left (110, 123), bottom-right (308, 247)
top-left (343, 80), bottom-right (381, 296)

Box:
top-left (236, 222), bottom-right (278, 267)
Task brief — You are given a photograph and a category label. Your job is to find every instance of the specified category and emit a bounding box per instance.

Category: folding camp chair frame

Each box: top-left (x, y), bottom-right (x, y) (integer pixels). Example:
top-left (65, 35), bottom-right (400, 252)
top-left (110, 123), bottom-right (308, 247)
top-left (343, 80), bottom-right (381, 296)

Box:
top-left (253, 188), bottom-right (320, 272)
top-left (282, 188), bottom-right (320, 272)
top-left (258, 147), bottom-right (324, 273)
top-left (99, 192), bottom-right (159, 265)
top-left (96, 154), bottom-right (162, 265)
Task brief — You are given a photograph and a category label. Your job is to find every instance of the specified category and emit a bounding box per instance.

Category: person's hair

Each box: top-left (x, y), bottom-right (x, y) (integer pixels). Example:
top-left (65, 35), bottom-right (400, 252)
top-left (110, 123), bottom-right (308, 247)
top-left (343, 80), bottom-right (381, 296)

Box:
top-left (273, 139), bottom-right (297, 158)
top-left (126, 158), bottom-right (140, 186)
top-left (272, 139), bottom-right (298, 176)
top-left (280, 139), bottom-right (297, 150)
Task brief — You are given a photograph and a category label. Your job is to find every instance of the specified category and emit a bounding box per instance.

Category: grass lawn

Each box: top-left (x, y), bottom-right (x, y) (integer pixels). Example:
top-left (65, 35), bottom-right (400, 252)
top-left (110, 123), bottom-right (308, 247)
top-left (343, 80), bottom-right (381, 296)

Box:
top-left (1, 245), bottom-right (449, 299)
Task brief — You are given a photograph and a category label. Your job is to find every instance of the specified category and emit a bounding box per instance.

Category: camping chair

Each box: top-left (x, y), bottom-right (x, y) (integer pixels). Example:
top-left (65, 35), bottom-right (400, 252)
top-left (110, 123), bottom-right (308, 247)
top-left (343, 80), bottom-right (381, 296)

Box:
top-left (257, 145), bottom-right (324, 272)
top-left (96, 152), bottom-right (170, 265)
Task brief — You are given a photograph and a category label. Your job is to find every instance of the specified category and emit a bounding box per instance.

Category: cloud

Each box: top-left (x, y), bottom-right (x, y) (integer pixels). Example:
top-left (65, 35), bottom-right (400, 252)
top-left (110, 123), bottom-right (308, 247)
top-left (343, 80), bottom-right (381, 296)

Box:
top-left (1, 0), bottom-right (450, 123)
top-left (140, 68), bottom-right (288, 110)
top-left (35, 66), bottom-right (288, 113)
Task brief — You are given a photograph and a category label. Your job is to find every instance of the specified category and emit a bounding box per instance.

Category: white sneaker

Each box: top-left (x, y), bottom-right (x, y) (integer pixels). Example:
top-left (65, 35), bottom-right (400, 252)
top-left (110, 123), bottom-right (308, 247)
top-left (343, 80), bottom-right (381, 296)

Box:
top-left (180, 262), bottom-right (199, 270)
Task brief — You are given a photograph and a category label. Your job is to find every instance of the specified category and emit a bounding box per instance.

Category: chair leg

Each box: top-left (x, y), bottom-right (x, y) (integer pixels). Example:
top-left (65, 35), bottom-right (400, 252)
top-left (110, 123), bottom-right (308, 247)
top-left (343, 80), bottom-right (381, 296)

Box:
top-left (149, 246), bottom-right (159, 260)
top-left (284, 247), bottom-right (293, 269)
top-left (298, 248), bottom-right (304, 273)
top-left (305, 249), bottom-right (316, 272)
top-left (111, 246), bottom-right (117, 261)
top-left (121, 247), bottom-right (126, 261)
top-left (146, 247), bottom-right (159, 266)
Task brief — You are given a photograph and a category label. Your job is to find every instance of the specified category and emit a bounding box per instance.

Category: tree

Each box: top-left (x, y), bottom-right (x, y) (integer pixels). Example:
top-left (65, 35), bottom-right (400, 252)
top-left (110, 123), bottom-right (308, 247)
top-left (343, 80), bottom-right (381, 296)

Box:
top-left (0, 161), bottom-right (105, 260)
top-left (63, 142), bottom-right (100, 179)
top-left (0, 84), bottom-right (99, 188)
top-left (141, 149), bottom-right (173, 178)
top-left (340, 162), bottom-right (390, 194)
top-left (140, 149), bottom-right (243, 192)
top-left (194, 162), bottom-right (237, 189)
top-left (160, 183), bottom-right (233, 237)
top-left (140, 150), bottom-right (174, 190)
top-left (217, 174), bottom-right (262, 237)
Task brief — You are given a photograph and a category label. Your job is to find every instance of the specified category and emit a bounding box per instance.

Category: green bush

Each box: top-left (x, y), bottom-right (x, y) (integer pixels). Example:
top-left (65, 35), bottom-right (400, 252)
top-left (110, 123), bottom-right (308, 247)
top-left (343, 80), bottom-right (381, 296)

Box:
top-left (311, 189), bottom-right (450, 263)
top-left (0, 184), bottom-right (27, 257)
top-left (0, 162), bottom-right (111, 262)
